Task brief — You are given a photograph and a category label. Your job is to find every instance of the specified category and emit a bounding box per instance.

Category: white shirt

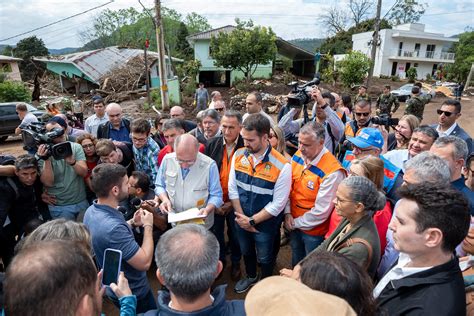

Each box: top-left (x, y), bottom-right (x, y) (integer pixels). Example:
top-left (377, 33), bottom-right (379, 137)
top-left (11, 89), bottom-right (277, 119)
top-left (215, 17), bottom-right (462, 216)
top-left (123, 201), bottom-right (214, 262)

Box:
top-left (383, 149), bottom-right (411, 172)
top-left (84, 113), bottom-right (109, 137)
top-left (373, 252), bottom-right (432, 298)
top-left (228, 147), bottom-right (291, 216)
top-left (284, 147), bottom-right (345, 230)
top-left (436, 122), bottom-right (458, 137)
top-left (242, 109), bottom-right (274, 126)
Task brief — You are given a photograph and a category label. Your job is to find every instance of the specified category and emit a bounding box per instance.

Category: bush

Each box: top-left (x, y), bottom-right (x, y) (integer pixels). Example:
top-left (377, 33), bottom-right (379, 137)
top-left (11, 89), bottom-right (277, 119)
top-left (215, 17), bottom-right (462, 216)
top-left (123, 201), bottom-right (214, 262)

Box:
top-left (337, 51), bottom-right (371, 88)
top-left (0, 81), bottom-right (31, 102)
top-left (406, 67), bottom-right (417, 83)
top-left (391, 75), bottom-right (400, 82)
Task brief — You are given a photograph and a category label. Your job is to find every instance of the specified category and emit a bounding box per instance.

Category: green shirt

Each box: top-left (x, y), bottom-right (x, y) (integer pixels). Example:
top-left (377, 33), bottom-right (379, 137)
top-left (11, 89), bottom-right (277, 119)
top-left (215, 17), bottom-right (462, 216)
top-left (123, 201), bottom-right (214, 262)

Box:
top-left (404, 96), bottom-right (425, 121)
top-left (376, 93), bottom-right (400, 115)
top-left (39, 142), bottom-right (87, 205)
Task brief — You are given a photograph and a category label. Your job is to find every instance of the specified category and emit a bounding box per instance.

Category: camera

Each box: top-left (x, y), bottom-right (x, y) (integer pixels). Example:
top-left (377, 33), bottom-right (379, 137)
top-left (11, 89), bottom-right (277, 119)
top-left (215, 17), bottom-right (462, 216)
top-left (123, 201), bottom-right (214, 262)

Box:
top-left (286, 74), bottom-right (321, 108)
top-left (22, 122), bottom-right (72, 160)
top-left (371, 114), bottom-right (399, 128)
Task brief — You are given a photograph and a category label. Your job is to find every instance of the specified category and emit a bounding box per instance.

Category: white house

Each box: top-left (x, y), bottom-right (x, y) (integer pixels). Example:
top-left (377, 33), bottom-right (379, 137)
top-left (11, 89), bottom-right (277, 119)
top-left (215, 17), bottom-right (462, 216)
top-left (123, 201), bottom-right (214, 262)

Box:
top-left (352, 23), bottom-right (458, 80)
top-left (0, 55), bottom-right (22, 81)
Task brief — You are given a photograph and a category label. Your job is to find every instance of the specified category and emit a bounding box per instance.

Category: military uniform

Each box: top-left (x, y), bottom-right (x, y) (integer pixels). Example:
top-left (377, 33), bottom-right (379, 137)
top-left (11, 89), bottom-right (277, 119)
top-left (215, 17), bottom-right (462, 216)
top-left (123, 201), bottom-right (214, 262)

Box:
top-left (376, 93), bottom-right (400, 116)
top-left (404, 95), bottom-right (425, 122)
top-left (354, 93), bottom-right (370, 104)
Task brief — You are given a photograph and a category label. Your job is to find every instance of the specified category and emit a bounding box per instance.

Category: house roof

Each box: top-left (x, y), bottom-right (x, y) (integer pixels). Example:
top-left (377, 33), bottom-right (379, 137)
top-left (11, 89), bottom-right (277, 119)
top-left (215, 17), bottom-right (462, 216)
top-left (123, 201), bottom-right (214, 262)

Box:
top-left (276, 38), bottom-right (314, 61)
top-left (0, 55), bottom-right (22, 62)
top-left (186, 25), bottom-right (236, 41)
top-left (34, 46), bottom-right (182, 84)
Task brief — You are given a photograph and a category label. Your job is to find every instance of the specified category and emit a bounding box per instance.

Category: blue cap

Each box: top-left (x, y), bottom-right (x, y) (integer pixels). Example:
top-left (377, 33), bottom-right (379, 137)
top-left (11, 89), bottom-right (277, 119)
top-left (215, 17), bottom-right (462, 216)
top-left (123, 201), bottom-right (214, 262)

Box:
top-left (348, 128), bottom-right (384, 149)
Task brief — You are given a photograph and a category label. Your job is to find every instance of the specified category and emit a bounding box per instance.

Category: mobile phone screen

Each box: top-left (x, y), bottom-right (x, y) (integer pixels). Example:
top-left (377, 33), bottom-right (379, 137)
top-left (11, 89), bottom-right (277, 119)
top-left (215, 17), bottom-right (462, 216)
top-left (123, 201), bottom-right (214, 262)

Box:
top-left (102, 249), bottom-right (121, 286)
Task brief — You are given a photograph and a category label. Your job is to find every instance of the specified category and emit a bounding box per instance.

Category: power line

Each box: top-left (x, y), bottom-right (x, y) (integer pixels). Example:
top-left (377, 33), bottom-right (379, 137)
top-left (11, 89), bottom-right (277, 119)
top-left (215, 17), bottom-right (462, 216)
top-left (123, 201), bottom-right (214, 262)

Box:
top-left (0, 0), bottom-right (115, 42)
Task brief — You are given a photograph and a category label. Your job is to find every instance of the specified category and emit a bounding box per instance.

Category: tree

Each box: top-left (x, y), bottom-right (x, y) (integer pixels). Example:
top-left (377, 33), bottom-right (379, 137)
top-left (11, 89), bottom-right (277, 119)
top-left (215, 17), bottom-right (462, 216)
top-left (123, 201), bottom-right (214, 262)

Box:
top-left (14, 36), bottom-right (49, 81)
top-left (1, 45), bottom-right (14, 56)
top-left (406, 67), bottom-right (418, 82)
top-left (210, 20), bottom-right (277, 82)
top-left (319, 6), bottom-right (350, 35)
top-left (349, 0), bottom-right (374, 27)
top-left (175, 22), bottom-right (194, 60)
top-left (0, 81), bottom-right (31, 102)
top-left (184, 12), bottom-right (212, 34)
top-left (388, 0), bottom-right (427, 25)
top-left (447, 31), bottom-right (474, 81)
top-left (337, 51), bottom-right (371, 88)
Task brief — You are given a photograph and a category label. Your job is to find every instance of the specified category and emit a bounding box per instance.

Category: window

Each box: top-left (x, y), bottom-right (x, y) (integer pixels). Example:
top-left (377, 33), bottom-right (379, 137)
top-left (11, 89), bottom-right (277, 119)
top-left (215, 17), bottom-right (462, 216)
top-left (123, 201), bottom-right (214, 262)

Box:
top-left (0, 62), bottom-right (12, 73)
top-left (414, 43), bottom-right (420, 57)
top-left (426, 44), bottom-right (436, 58)
top-left (398, 42), bottom-right (403, 56)
top-left (414, 63), bottom-right (418, 67)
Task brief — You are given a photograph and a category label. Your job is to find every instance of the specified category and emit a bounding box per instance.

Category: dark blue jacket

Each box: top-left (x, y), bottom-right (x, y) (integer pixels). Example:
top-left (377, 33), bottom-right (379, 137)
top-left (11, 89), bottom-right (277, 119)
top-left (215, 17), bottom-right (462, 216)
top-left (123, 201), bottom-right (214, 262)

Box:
top-left (452, 176), bottom-right (474, 216)
top-left (431, 123), bottom-right (472, 153)
top-left (146, 285), bottom-right (245, 316)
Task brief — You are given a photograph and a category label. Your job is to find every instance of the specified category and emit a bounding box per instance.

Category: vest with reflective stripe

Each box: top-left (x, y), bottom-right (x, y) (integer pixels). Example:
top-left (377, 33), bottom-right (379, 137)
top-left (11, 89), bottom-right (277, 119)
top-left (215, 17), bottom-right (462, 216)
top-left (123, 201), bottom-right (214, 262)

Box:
top-left (234, 146), bottom-right (287, 231)
top-left (290, 150), bottom-right (345, 236)
top-left (342, 151), bottom-right (401, 193)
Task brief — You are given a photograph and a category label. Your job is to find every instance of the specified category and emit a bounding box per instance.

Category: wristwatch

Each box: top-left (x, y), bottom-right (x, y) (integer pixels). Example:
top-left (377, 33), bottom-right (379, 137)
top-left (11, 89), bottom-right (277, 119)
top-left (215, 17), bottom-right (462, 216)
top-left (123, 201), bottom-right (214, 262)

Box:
top-left (249, 217), bottom-right (256, 227)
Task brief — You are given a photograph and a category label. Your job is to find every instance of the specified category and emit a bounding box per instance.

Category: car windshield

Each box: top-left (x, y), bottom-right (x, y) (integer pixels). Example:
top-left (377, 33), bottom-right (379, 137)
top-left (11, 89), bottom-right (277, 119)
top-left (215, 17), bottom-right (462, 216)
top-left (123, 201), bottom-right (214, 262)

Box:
top-left (26, 103), bottom-right (38, 112)
top-left (400, 84), bottom-right (413, 91)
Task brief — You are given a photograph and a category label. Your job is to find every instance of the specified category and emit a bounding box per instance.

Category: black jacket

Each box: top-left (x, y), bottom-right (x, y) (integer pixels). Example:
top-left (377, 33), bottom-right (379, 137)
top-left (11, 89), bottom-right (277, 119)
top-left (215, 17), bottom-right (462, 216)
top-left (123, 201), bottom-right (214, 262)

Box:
top-left (377, 256), bottom-right (466, 315)
top-left (97, 118), bottom-right (131, 140)
top-left (205, 135), bottom-right (245, 171)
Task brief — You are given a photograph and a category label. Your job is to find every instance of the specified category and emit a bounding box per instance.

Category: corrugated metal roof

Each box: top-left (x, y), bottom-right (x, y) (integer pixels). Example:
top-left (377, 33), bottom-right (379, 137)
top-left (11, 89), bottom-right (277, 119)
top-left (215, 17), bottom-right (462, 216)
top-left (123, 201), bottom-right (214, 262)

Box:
top-left (34, 46), bottom-right (181, 84)
top-left (187, 25), bottom-right (236, 41)
top-left (0, 55), bottom-right (22, 62)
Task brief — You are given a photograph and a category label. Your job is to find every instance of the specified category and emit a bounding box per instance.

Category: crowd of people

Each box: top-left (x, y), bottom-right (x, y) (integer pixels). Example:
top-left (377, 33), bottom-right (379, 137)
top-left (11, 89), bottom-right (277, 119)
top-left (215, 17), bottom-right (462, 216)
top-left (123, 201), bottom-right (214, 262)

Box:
top-left (0, 83), bottom-right (473, 315)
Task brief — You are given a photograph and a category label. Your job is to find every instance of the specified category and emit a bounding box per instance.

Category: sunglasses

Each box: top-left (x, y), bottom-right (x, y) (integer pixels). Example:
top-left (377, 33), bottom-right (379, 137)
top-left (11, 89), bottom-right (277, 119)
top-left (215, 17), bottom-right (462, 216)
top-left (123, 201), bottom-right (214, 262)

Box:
top-left (214, 107), bottom-right (224, 112)
top-left (354, 112), bottom-right (370, 117)
top-left (437, 109), bottom-right (457, 117)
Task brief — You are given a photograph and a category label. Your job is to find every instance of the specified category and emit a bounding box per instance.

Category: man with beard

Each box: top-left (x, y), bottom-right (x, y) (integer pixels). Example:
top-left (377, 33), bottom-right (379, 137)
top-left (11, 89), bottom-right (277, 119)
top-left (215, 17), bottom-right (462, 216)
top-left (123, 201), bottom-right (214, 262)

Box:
top-left (383, 126), bottom-right (438, 172)
top-left (84, 163), bottom-right (156, 313)
top-left (228, 113), bottom-right (291, 293)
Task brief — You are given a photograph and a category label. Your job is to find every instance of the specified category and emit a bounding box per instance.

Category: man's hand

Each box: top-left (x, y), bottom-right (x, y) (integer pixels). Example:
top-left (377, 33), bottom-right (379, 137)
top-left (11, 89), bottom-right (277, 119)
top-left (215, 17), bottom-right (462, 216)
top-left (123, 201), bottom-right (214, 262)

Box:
top-left (279, 264), bottom-right (301, 280)
top-left (198, 206), bottom-right (213, 217)
top-left (284, 214), bottom-right (295, 231)
top-left (109, 272), bottom-right (132, 299)
top-left (64, 155), bottom-right (76, 165)
top-left (159, 199), bottom-right (173, 214)
top-left (37, 144), bottom-right (50, 159)
top-left (132, 210), bottom-right (143, 227)
top-left (140, 201), bottom-right (158, 214)
top-left (142, 209), bottom-right (154, 226)
top-left (235, 212), bottom-right (258, 233)
top-left (215, 202), bottom-right (232, 216)
top-left (41, 190), bottom-right (56, 205)
top-left (310, 86), bottom-right (325, 105)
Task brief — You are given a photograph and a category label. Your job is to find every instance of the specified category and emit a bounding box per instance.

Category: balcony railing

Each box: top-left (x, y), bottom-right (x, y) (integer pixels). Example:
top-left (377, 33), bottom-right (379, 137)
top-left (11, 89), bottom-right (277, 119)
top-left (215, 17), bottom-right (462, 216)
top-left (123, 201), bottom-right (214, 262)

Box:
top-left (392, 50), bottom-right (455, 61)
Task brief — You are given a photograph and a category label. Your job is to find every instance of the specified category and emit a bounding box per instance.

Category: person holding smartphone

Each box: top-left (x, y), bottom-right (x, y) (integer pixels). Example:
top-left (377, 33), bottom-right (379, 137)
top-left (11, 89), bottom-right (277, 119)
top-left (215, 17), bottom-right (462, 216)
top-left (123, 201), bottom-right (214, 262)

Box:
top-left (84, 163), bottom-right (156, 313)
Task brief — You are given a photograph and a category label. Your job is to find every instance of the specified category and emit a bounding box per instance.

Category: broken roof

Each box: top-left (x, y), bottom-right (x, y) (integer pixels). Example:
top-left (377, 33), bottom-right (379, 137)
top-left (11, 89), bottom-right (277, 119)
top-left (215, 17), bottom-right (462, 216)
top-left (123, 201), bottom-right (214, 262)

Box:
top-left (34, 46), bottom-right (182, 84)
top-left (186, 25), bottom-right (236, 42)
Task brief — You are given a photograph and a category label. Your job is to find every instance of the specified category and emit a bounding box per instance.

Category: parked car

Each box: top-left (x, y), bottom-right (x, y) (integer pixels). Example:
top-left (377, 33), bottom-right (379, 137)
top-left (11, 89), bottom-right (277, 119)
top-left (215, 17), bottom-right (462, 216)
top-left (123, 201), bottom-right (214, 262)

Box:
top-left (391, 84), bottom-right (435, 102)
top-left (0, 102), bottom-right (44, 142)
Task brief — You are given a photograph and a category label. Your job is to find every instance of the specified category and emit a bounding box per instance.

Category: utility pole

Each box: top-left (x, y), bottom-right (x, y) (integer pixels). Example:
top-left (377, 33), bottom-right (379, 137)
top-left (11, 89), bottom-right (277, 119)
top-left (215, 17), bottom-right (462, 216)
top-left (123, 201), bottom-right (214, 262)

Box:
top-left (154, 0), bottom-right (169, 110)
top-left (366, 0), bottom-right (382, 88)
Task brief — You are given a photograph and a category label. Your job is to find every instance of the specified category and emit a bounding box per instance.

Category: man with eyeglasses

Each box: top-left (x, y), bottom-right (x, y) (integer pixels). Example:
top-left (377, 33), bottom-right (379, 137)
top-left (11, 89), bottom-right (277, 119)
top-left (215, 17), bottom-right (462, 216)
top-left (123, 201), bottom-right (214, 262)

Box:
top-left (212, 100), bottom-right (226, 115)
top-left (431, 99), bottom-right (472, 153)
top-left (342, 127), bottom-right (403, 204)
top-left (464, 154), bottom-right (474, 191)
top-left (154, 134), bottom-right (223, 230)
top-left (97, 103), bottom-right (131, 142)
top-left (130, 118), bottom-right (160, 183)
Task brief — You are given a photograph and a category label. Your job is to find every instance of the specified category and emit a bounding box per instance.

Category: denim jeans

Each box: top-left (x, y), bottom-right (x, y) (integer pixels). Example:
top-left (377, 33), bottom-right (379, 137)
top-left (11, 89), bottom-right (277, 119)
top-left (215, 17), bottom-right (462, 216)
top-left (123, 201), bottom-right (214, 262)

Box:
top-left (235, 222), bottom-right (278, 278)
top-left (48, 199), bottom-right (89, 221)
top-left (212, 211), bottom-right (241, 266)
top-left (290, 229), bottom-right (324, 267)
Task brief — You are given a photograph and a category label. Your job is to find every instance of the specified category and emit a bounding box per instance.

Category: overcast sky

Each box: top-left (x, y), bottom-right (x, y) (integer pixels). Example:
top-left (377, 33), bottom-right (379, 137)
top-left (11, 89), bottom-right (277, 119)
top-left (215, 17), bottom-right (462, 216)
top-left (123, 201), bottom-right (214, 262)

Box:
top-left (0, 0), bottom-right (473, 49)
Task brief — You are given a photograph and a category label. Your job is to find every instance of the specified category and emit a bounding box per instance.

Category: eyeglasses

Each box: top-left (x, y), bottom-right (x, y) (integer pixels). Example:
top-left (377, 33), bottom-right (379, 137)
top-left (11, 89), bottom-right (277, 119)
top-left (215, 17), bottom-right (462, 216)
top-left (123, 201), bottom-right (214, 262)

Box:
top-left (132, 136), bottom-right (147, 143)
top-left (437, 109), bottom-right (457, 117)
top-left (82, 144), bottom-right (95, 149)
top-left (269, 133), bottom-right (277, 139)
top-left (354, 112), bottom-right (370, 117)
top-left (353, 146), bottom-right (375, 153)
top-left (175, 157), bottom-right (196, 164)
top-left (214, 107), bottom-right (225, 112)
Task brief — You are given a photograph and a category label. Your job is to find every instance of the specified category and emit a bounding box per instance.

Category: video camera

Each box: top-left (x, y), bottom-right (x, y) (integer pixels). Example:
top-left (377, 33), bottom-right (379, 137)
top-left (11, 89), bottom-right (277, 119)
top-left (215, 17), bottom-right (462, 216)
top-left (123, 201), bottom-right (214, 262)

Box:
top-left (22, 122), bottom-right (72, 160)
top-left (371, 114), bottom-right (399, 128)
top-left (286, 74), bottom-right (321, 108)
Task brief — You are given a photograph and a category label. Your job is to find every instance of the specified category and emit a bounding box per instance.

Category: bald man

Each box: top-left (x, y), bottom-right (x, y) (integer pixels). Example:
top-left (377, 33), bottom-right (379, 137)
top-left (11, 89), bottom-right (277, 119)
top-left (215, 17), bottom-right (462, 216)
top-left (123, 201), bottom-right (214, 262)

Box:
top-left (97, 103), bottom-right (131, 142)
top-left (170, 106), bottom-right (197, 132)
top-left (154, 134), bottom-right (223, 229)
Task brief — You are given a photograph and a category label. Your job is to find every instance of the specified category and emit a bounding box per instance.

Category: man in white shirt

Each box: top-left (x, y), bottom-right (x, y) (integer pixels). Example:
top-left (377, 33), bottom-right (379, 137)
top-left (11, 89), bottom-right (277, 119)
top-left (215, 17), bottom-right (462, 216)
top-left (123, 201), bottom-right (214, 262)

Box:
top-left (374, 182), bottom-right (469, 315)
top-left (383, 126), bottom-right (438, 171)
top-left (242, 92), bottom-right (273, 125)
top-left (15, 103), bottom-right (38, 135)
top-left (84, 97), bottom-right (108, 137)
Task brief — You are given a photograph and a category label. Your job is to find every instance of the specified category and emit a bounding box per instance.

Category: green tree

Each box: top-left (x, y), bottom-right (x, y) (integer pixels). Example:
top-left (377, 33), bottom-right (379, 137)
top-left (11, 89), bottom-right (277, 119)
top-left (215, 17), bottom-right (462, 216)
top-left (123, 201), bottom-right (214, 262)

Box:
top-left (15, 36), bottom-right (49, 81)
top-left (1, 45), bottom-right (14, 56)
top-left (175, 22), bottom-right (194, 60)
top-left (337, 51), bottom-right (371, 88)
top-left (388, 0), bottom-right (427, 25)
top-left (406, 67), bottom-right (418, 83)
top-left (210, 20), bottom-right (277, 82)
top-left (0, 81), bottom-right (31, 102)
top-left (447, 31), bottom-right (474, 81)
top-left (184, 12), bottom-right (212, 34)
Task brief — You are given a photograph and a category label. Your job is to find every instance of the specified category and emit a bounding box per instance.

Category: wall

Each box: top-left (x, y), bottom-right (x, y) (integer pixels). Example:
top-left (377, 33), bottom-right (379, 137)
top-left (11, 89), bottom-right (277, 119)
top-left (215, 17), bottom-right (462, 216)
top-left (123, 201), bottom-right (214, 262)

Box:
top-left (150, 76), bottom-right (181, 104)
top-left (46, 62), bottom-right (95, 82)
top-left (0, 61), bottom-right (22, 81)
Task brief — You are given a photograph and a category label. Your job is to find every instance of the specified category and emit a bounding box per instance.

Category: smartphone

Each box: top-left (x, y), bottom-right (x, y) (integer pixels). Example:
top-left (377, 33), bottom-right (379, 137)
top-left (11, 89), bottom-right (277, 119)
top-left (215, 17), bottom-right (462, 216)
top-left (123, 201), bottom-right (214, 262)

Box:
top-left (101, 248), bottom-right (122, 287)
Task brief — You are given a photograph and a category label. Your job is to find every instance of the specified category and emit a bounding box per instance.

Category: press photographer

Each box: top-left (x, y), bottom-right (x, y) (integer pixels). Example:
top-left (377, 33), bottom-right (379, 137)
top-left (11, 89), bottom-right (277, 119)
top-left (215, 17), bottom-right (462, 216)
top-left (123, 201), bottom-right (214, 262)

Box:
top-left (278, 79), bottom-right (344, 155)
top-left (37, 116), bottom-right (89, 220)
top-left (22, 120), bottom-right (72, 161)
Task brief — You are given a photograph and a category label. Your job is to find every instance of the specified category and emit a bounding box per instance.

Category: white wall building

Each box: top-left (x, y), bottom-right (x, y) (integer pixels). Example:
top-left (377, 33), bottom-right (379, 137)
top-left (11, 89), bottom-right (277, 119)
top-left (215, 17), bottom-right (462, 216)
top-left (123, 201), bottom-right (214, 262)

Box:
top-left (352, 23), bottom-right (458, 80)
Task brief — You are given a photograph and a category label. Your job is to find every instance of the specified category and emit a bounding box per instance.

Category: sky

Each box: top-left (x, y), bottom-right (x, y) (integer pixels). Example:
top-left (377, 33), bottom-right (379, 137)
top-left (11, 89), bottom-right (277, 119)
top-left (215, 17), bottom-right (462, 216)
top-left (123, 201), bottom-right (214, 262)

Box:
top-left (0, 0), bottom-right (473, 49)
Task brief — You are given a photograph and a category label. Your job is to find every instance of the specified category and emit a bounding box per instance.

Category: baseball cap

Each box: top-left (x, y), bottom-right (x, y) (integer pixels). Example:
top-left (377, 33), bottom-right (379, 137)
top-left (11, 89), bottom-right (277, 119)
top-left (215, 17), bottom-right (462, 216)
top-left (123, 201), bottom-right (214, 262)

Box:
top-left (245, 276), bottom-right (356, 316)
top-left (92, 96), bottom-right (104, 104)
top-left (348, 127), bottom-right (383, 149)
top-left (48, 116), bottom-right (68, 130)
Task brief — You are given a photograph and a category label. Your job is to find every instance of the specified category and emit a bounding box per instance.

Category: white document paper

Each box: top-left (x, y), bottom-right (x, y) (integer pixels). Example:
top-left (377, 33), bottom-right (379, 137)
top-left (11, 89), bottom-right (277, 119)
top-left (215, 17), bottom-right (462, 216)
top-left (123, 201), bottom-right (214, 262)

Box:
top-left (167, 207), bottom-right (206, 223)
